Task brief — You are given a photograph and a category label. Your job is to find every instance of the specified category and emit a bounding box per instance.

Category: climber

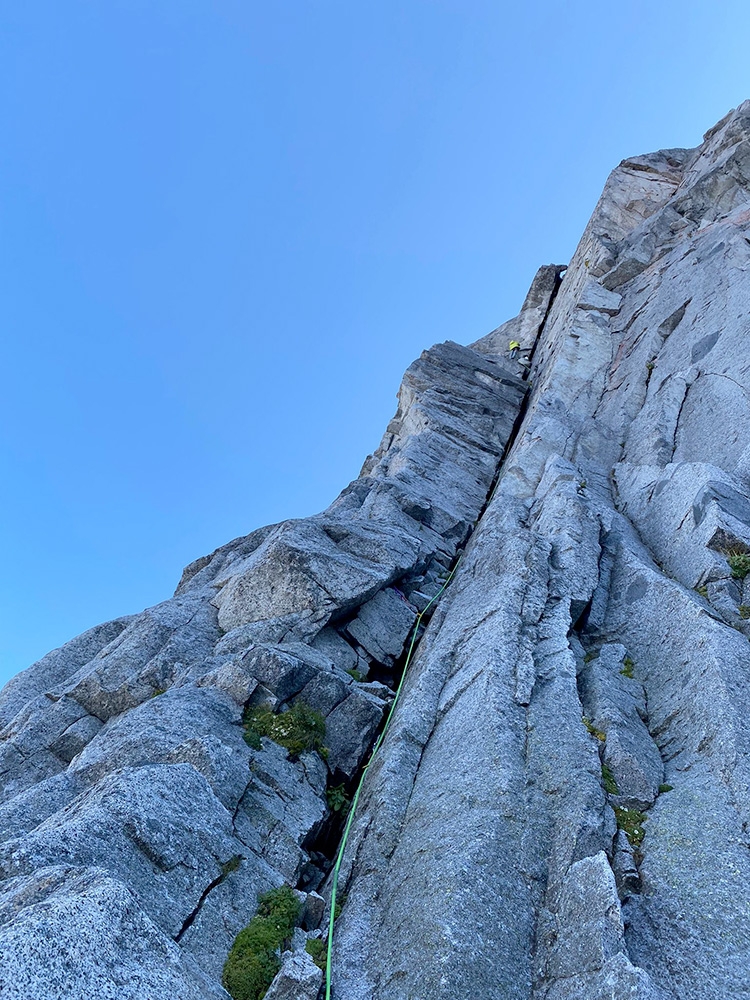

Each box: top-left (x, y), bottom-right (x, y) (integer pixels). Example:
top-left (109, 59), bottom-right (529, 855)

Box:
top-left (508, 339), bottom-right (520, 360)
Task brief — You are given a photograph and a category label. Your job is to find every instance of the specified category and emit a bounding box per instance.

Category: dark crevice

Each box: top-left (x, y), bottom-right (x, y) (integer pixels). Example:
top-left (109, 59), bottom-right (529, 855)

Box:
top-left (358, 661), bottom-right (394, 689)
top-left (175, 855), bottom-right (243, 942)
top-left (482, 265), bottom-right (566, 503)
top-left (669, 379), bottom-right (691, 461)
top-left (568, 539), bottom-right (646, 898)
top-left (302, 374), bottom-right (541, 880)
top-left (643, 356), bottom-right (658, 393)
top-left (570, 577), bottom-right (680, 904)
top-left (302, 274), bottom-right (569, 921)
top-left (571, 596), bottom-right (594, 633)
top-left (299, 769), bottom-right (359, 880)
top-left (303, 539), bottom-right (468, 875)
top-left (524, 265), bottom-right (566, 378)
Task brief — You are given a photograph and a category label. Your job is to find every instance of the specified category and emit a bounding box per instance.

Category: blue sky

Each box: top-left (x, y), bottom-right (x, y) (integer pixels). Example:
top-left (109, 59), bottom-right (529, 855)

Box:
top-left (1, 1), bottom-right (748, 685)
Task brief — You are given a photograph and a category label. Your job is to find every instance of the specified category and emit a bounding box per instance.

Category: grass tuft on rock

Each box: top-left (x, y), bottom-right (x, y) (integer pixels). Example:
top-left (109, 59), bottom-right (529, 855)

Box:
top-left (222, 886), bottom-right (301, 1000)
top-left (614, 805), bottom-right (647, 847)
top-left (620, 656), bottom-right (635, 679)
top-left (582, 716), bottom-right (606, 742)
top-left (243, 702), bottom-right (326, 760)
top-left (601, 763), bottom-right (619, 795)
top-left (305, 938), bottom-right (327, 971)
top-left (726, 550), bottom-right (750, 580)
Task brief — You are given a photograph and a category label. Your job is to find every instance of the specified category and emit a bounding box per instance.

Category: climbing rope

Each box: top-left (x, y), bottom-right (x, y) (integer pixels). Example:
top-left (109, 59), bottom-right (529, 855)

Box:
top-left (324, 554), bottom-right (463, 999)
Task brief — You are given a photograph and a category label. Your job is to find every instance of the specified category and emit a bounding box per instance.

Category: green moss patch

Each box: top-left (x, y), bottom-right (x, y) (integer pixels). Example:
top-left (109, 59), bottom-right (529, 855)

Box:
top-left (727, 550), bottom-right (750, 580)
top-left (620, 656), bottom-right (635, 679)
top-left (305, 938), bottom-right (327, 971)
top-left (583, 717), bottom-right (606, 742)
top-left (221, 855), bottom-right (242, 877)
top-left (614, 806), bottom-right (647, 847)
top-left (222, 886), bottom-right (301, 1000)
top-left (243, 702), bottom-right (326, 760)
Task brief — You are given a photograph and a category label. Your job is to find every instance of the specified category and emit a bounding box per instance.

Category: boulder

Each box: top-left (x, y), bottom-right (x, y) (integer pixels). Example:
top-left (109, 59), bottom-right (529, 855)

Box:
top-left (264, 950), bottom-right (323, 1000)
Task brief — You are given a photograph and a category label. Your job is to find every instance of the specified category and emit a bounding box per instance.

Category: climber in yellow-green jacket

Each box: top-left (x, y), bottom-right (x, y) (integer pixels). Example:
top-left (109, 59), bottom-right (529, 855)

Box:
top-left (508, 340), bottom-right (520, 360)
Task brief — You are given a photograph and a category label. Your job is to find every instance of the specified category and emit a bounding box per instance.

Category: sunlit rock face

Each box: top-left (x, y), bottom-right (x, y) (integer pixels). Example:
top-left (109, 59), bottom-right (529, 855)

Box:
top-left (3, 102), bottom-right (750, 1000)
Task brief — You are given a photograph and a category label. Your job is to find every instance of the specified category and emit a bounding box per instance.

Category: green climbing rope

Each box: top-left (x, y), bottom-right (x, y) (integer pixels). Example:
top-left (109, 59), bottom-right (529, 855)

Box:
top-left (324, 554), bottom-right (463, 999)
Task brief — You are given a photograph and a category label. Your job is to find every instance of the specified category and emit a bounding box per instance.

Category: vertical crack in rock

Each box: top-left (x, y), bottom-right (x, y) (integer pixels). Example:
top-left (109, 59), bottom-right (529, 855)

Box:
top-left (175, 855), bottom-right (244, 943)
top-left (4, 103), bottom-right (750, 1000)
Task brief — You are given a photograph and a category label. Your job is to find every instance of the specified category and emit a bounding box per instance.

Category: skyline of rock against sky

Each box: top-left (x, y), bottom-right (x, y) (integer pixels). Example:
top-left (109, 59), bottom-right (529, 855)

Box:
top-left (3, 101), bottom-right (750, 998)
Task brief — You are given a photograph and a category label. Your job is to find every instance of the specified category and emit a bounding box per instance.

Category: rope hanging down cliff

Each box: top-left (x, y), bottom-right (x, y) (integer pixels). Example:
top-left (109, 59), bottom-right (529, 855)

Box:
top-left (324, 555), bottom-right (463, 999)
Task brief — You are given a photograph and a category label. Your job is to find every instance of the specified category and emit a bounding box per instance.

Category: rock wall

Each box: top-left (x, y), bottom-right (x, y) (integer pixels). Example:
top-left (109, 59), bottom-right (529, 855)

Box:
top-left (331, 101), bottom-right (750, 1000)
top-left (2, 102), bottom-right (750, 999)
top-left (0, 338), bottom-right (527, 997)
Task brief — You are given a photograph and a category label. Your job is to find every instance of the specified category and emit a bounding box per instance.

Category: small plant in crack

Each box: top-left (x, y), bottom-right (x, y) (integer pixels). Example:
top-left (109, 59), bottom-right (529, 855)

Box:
top-left (614, 806), bottom-right (647, 848)
top-left (222, 885), bottom-right (301, 1000)
top-left (582, 716), bottom-right (606, 742)
top-left (243, 702), bottom-right (327, 760)
top-left (243, 727), bottom-right (263, 752)
top-left (658, 783), bottom-right (674, 793)
top-left (345, 667), bottom-right (365, 682)
top-left (739, 605), bottom-right (750, 620)
top-left (326, 783), bottom-right (351, 815)
top-left (333, 894), bottom-right (347, 921)
top-left (620, 656), bottom-right (635, 679)
top-left (726, 550), bottom-right (750, 580)
top-left (601, 763), bottom-right (620, 796)
top-left (583, 649), bottom-right (599, 663)
top-left (695, 584), bottom-right (709, 599)
top-left (221, 855), bottom-right (243, 877)
top-left (305, 938), bottom-right (327, 971)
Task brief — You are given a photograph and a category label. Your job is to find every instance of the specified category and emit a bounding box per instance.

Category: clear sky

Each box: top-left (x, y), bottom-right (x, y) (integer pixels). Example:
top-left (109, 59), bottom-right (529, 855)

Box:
top-left (1, 1), bottom-right (748, 686)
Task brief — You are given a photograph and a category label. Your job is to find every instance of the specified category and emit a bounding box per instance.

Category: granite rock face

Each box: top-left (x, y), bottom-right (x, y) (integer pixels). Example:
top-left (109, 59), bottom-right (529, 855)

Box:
top-left (4, 103), bottom-right (750, 999)
top-left (331, 101), bottom-right (750, 1000)
top-left (0, 335), bottom-right (526, 997)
